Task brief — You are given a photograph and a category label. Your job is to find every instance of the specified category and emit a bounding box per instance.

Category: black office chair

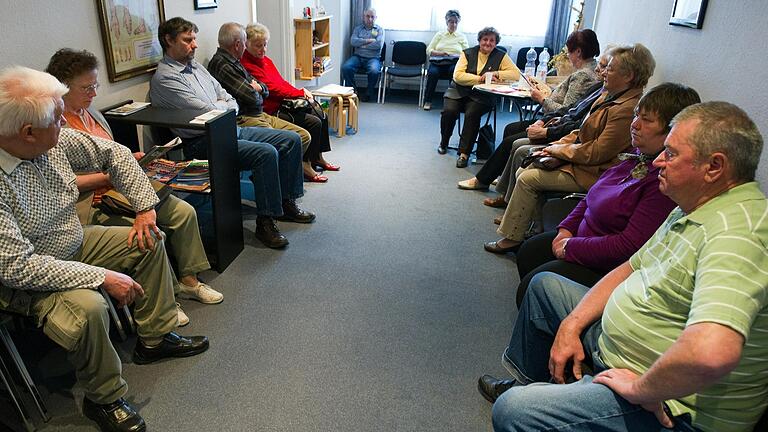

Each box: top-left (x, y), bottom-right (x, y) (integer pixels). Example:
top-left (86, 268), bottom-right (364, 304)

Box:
top-left (515, 46), bottom-right (550, 71)
top-left (380, 41), bottom-right (427, 105)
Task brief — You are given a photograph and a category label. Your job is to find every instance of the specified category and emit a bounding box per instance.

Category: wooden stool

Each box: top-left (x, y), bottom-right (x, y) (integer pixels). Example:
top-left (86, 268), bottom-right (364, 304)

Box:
top-left (328, 94), bottom-right (359, 137)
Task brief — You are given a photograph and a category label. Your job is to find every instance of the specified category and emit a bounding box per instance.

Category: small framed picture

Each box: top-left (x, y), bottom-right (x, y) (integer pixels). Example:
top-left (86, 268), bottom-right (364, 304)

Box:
top-left (194, 0), bottom-right (218, 10)
top-left (669, 0), bottom-right (708, 29)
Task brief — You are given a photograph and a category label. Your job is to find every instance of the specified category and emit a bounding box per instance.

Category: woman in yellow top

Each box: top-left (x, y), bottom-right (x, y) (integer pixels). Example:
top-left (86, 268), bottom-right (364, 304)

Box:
top-left (438, 27), bottom-right (520, 167)
top-left (423, 10), bottom-right (468, 111)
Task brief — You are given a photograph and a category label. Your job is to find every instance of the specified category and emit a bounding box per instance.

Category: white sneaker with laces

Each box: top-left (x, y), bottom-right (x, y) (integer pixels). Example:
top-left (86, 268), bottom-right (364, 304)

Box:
top-left (176, 302), bottom-right (189, 327)
top-left (177, 281), bottom-right (224, 304)
top-left (423, 102), bottom-right (432, 111)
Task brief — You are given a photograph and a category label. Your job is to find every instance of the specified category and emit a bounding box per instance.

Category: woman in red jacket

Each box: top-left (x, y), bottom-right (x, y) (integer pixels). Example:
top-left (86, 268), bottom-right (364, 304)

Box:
top-left (242, 23), bottom-right (338, 180)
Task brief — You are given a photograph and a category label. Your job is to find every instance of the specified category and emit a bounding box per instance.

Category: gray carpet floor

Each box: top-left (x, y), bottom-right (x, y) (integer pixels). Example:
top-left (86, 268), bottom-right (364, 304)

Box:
top-left (4, 93), bottom-right (525, 432)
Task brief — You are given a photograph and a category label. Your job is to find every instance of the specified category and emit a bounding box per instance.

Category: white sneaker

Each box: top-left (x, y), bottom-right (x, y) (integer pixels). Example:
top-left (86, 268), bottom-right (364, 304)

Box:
top-left (177, 281), bottom-right (224, 304)
top-left (457, 178), bottom-right (489, 190)
top-left (491, 178), bottom-right (499, 186)
top-left (176, 302), bottom-right (190, 327)
top-left (423, 102), bottom-right (432, 111)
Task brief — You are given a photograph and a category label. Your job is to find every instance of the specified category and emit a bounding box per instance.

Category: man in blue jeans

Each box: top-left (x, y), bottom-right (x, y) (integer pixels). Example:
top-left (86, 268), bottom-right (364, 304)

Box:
top-left (341, 8), bottom-right (384, 102)
top-left (150, 17), bottom-right (315, 249)
top-left (479, 102), bottom-right (768, 431)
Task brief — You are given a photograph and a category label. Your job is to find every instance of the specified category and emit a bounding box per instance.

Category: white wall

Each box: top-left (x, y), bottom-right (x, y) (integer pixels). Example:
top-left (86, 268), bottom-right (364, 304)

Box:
top-left (0, 0), bottom-right (253, 111)
top-left (593, 0), bottom-right (768, 191)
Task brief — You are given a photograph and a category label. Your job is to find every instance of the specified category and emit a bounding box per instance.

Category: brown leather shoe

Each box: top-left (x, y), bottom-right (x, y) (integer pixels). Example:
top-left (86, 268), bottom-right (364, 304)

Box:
top-left (483, 196), bottom-right (507, 208)
top-left (83, 397), bottom-right (146, 432)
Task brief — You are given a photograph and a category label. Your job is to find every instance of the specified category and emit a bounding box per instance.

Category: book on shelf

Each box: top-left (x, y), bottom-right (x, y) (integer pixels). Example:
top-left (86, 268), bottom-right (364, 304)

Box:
top-left (144, 159), bottom-right (210, 192)
top-left (144, 158), bottom-right (186, 183)
top-left (105, 101), bottom-right (150, 116)
top-left (167, 160), bottom-right (210, 192)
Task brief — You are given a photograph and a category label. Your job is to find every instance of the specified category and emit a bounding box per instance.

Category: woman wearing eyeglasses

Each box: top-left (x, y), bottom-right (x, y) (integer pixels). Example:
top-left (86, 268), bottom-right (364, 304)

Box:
top-left (45, 48), bottom-right (223, 326)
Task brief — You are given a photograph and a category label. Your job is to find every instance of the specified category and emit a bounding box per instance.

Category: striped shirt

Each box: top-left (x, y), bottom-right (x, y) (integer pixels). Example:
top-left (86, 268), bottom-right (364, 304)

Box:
top-left (598, 182), bottom-right (768, 431)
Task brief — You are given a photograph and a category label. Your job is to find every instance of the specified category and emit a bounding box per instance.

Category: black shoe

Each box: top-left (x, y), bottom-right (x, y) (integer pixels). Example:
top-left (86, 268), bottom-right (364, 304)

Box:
top-left (83, 397), bottom-right (146, 432)
top-left (456, 155), bottom-right (469, 168)
top-left (483, 240), bottom-right (521, 254)
top-left (437, 146), bottom-right (447, 155)
top-left (277, 199), bottom-right (316, 223)
top-left (477, 375), bottom-right (515, 403)
top-left (133, 332), bottom-right (209, 365)
top-left (255, 217), bottom-right (289, 248)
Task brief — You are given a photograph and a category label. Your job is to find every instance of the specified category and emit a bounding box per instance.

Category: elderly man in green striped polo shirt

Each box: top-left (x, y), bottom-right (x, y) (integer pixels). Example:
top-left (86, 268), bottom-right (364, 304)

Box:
top-left (482, 102), bottom-right (768, 432)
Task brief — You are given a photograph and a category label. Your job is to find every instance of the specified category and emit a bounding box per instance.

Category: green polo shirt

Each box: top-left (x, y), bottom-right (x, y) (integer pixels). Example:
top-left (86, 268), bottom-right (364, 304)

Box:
top-left (599, 182), bottom-right (768, 432)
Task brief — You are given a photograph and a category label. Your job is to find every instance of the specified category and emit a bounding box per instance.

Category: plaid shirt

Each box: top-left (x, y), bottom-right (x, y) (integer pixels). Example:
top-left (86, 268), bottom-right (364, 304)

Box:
top-left (0, 128), bottom-right (159, 300)
top-left (207, 47), bottom-right (269, 117)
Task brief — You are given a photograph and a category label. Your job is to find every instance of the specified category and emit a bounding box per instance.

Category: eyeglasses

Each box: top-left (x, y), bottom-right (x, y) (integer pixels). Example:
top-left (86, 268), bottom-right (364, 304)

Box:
top-left (79, 82), bottom-right (100, 93)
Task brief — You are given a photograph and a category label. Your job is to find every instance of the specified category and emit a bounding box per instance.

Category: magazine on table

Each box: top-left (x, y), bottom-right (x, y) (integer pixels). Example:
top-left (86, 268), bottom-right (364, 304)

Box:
top-left (137, 137), bottom-right (183, 168)
top-left (105, 101), bottom-right (150, 116)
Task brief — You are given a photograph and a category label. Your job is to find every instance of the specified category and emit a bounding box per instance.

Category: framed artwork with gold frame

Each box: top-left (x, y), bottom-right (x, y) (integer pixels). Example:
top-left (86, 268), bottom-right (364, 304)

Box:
top-left (96, 0), bottom-right (165, 82)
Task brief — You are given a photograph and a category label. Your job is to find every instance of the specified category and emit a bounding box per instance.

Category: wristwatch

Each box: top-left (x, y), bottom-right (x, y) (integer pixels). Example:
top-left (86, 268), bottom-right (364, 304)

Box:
top-left (561, 238), bottom-right (569, 257)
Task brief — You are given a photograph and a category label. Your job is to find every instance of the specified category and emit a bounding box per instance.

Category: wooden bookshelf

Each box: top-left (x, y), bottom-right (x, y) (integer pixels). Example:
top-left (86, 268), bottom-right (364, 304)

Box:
top-left (294, 15), bottom-right (332, 80)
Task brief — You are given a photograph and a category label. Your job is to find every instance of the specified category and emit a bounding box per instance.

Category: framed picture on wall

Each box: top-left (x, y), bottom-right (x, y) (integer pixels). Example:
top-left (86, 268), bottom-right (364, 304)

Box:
top-left (669, 0), bottom-right (708, 29)
top-left (96, 0), bottom-right (166, 82)
top-left (194, 0), bottom-right (218, 10)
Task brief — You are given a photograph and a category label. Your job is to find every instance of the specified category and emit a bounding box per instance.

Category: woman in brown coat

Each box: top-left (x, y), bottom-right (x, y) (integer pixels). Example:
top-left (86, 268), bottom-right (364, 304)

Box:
top-left (484, 44), bottom-right (656, 253)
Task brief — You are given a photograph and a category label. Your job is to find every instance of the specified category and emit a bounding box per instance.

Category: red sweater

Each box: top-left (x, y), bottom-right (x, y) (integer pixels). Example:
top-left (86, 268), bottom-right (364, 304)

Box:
top-left (241, 50), bottom-right (304, 115)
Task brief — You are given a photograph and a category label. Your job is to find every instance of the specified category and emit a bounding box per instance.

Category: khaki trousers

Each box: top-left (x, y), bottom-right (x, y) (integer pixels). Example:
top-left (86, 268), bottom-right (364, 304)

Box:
top-left (85, 194), bottom-right (211, 284)
top-left (27, 225), bottom-right (177, 403)
top-left (237, 112), bottom-right (311, 155)
top-left (498, 167), bottom-right (585, 242)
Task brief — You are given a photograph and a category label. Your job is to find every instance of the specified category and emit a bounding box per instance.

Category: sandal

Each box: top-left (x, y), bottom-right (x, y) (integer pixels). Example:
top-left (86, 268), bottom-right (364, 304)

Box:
top-left (304, 173), bottom-right (328, 183)
top-left (313, 161), bottom-right (340, 171)
top-left (483, 196), bottom-right (507, 208)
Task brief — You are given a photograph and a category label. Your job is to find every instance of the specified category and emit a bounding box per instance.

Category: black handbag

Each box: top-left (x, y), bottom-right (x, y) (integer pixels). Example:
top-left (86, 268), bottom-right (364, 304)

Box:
top-left (476, 115), bottom-right (495, 159)
top-left (279, 98), bottom-right (311, 113)
top-left (520, 145), bottom-right (568, 170)
top-left (277, 99), bottom-right (332, 150)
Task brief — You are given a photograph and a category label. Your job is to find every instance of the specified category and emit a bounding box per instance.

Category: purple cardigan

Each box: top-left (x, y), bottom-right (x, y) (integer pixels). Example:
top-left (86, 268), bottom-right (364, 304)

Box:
top-left (557, 152), bottom-right (676, 272)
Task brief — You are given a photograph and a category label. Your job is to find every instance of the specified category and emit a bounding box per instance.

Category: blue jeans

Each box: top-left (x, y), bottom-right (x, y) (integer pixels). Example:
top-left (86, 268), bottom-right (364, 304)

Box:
top-left (236, 126), bottom-right (304, 216)
top-left (494, 272), bottom-right (699, 431)
top-left (342, 55), bottom-right (382, 98)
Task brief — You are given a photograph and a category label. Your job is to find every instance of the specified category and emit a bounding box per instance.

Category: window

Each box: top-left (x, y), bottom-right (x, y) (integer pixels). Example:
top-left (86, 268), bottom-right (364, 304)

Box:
top-left (371, 0), bottom-right (553, 37)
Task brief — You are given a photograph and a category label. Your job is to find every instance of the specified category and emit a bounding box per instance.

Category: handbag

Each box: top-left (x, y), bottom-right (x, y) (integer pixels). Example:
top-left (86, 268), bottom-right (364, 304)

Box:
top-left (476, 115), bottom-right (495, 160)
top-left (279, 98), bottom-right (311, 113)
top-left (520, 145), bottom-right (568, 170)
top-left (98, 180), bottom-right (172, 217)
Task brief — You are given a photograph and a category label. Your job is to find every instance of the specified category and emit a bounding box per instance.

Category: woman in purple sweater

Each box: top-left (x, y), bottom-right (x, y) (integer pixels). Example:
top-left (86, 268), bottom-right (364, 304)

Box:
top-left (513, 83), bottom-right (701, 306)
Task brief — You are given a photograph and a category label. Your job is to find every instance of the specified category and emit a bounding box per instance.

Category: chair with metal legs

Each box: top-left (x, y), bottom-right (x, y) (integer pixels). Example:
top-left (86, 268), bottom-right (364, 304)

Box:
top-left (0, 313), bottom-right (50, 431)
top-left (380, 41), bottom-right (427, 105)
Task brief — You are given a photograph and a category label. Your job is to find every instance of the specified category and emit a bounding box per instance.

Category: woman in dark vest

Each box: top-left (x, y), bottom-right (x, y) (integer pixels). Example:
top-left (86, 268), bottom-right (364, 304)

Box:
top-left (438, 27), bottom-right (520, 168)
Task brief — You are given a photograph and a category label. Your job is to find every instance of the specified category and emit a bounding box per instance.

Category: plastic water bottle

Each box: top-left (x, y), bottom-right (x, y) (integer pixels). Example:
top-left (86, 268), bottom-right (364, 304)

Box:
top-left (536, 48), bottom-right (550, 83)
top-left (524, 47), bottom-right (537, 79)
